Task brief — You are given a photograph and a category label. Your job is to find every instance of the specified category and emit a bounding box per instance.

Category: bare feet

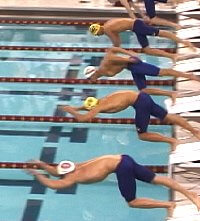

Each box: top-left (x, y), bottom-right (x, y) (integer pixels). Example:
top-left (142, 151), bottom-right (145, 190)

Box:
top-left (189, 73), bottom-right (200, 82)
top-left (171, 139), bottom-right (181, 152)
top-left (175, 24), bottom-right (182, 31)
top-left (172, 54), bottom-right (178, 64)
top-left (171, 91), bottom-right (178, 105)
top-left (182, 40), bottom-right (197, 52)
top-left (188, 191), bottom-right (200, 211)
top-left (167, 202), bottom-right (176, 217)
top-left (192, 129), bottom-right (200, 140)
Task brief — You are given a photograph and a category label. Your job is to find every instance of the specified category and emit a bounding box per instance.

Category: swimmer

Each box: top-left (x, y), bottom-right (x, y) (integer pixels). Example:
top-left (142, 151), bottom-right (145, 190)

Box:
top-left (108, 0), bottom-right (182, 30)
top-left (89, 18), bottom-right (196, 62)
top-left (86, 47), bottom-right (200, 102)
top-left (107, 0), bottom-right (137, 20)
top-left (59, 90), bottom-right (200, 151)
top-left (25, 155), bottom-right (200, 217)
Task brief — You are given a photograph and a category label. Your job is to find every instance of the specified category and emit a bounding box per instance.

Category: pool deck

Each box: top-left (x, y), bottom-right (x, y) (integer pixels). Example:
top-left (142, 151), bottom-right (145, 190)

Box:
top-left (0, 0), bottom-right (199, 19)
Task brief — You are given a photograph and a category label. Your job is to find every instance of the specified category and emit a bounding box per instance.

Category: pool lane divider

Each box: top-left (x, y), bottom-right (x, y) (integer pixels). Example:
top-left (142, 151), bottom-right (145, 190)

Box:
top-left (0, 115), bottom-right (171, 125)
top-left (0, 45), bottom-right (176, 53)
top-left (0, 162), bottom-right (168, 173)
top-left (0, 77), bottom-right (174, 86)
top-left (0, 18), bottom-right (103, 26)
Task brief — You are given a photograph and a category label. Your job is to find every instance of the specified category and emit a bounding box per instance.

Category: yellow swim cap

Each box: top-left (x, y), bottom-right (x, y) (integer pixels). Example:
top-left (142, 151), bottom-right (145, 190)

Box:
top-left (89, 24), bottom-right (101, 36)
top-left (84, 97), bottom-right (99, 110)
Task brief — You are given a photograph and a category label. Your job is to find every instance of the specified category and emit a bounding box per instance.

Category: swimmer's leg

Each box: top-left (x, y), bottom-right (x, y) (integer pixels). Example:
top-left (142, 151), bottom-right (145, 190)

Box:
top-left (159, 68), bottom-right (200, 82)
top-left (150, 16), bottom-right (182, 30)
top-left (128, 197), bottom-right (175, 217)
top-left (158, 30), bottom-right (196, 51)
top-left (142, 46), bottom-right (177, 62)
top-left (135, 93), bottom-right (178, 149)
top-left (163, 114), bottom-right (200, 140)
top-left (152, 176), bottom-right (200, 211)
top-left (138, 132), bottom-right (178, 151)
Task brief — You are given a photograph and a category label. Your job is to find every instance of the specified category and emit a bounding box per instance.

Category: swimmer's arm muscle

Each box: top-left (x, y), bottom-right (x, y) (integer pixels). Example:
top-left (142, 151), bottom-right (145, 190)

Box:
top-left (59, 105), bottom-right (87, 112)
top-left (34, 173), bottom-right (75, 189)
top-left (119, 0), bottom-right (136, 19)
top-left (39, 161), bottom-right (60, 177)
top-left (129, 1), bottom-right (146, 18)
top-left (26, 160), bottom-right (59, 177)
top-left (106, 31), bottom-right (121, 47)
top-left (59, 105), bottom-right (98, 122)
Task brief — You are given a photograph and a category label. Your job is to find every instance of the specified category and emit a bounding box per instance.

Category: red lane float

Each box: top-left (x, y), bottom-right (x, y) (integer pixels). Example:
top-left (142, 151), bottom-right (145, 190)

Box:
top-left (0, 45), bottom-right (176, 53)
top-left (0, 162), bottom-right (167, 173)
top-left (0, 77), bottom-right (174, 86)
top-left (0, 18), bottom-right (104, 26)
top-left (0, 115), bottom-right (171, 125)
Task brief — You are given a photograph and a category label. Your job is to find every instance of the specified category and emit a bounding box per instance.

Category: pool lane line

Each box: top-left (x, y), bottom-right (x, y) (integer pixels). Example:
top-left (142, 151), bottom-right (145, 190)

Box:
top-left (0, 162), bottom-right (168, 173)
top-left (0, 115), bottom-right (172, 125)
top-left (0, 45), bottom-right (176, 53)
top-left (0, 18), bottom-right (103, 26)
top-left (0, 77), bottom-right (175, 86)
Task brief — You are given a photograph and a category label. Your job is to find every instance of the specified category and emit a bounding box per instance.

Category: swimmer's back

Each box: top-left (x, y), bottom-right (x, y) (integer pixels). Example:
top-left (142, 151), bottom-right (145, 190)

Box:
top-left (104, 18), bottom-right (135, 32)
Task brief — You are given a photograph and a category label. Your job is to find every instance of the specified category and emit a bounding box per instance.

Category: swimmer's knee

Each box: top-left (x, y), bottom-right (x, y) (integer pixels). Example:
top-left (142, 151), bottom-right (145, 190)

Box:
top-left (128, 199), bottom-right (137, 208)
top-left (162, 113), bottom-right (175, 123)
top-left (158, 68), bottom-right (170, 76)
top-left (128, 198), bottom-right (145, 208)
top-left (138, 132), bottom-right (147, 140)
top-left (142, 47), bottom-right (149, 53)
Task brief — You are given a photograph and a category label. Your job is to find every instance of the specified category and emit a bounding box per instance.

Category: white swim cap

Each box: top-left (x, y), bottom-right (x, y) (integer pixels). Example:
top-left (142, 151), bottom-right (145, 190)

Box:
top-left (57, 161), bottom-right (75, 175)
top-left (84, 66), bottom-right (96, 78)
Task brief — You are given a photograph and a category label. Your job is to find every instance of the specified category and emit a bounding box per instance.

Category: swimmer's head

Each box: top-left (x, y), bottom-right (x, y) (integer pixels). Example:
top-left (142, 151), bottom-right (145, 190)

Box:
top-left (57, 160), bottom-right (76, 175)
top-left (84, 97), bottom-right (99, 110)
top-left (89, 24), bottom-right (102, 36)
top-left (84, 66), bottom-right (96, 78)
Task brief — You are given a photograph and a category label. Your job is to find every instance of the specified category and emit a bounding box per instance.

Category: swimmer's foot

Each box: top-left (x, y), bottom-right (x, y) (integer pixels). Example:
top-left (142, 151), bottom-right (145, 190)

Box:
top-left (167, 202), bottom-right (176, 217)
top-left (192, 129), bottom-right (200, 140)
top-left (189, 73), bottom-right (200, 82)
top-left (171, 139), bottom-right (181, 152)
top-left (175, 24), bottom-right (182, 31)
top-left (188, 192), bottom-right (200, 212)
top-left (171, 91), bottom-right (178, 105)
top-left (183, 40), bottom-right (197, 52)
top-left (172, 54), bottom-right (179, 64)
top-left (176, 53), bottom-right (200, 62)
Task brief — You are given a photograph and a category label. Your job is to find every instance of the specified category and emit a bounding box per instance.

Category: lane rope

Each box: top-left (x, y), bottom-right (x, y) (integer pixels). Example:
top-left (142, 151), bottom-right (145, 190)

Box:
top-left (0, 162), bottom-right (168, 173)
top-left (0, 77), bottom-right (174, 86)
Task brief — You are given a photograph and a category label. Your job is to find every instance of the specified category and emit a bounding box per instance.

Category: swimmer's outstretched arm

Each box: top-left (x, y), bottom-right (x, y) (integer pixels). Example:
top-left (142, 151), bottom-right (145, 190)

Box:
top-left (106, 31), bottom-right (121, 47)
top-left (58, 105), bottom-right (102, 122)
top-left (141, 88), bottom-right (177, 104)
top-left (59, 105), bottom-right (87, 112)
top-left (129, 1), bottom-right (147, 20)
top-left (26, 160), bottom-right (60, 177)
top-left (25, 169), bottom-right (75, 189)
top-left (119, 0), bottom-right (136, 19)
top-left (36, 160), bottom-right (60, 177)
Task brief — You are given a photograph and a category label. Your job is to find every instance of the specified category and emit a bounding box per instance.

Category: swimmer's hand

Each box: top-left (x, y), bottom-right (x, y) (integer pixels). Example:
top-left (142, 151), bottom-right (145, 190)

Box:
top-left (58, 105), bottom-right (92, 122)
top-left (24, 168), bottom-right (40, 176)
top-left (27, 159), bottom-right (47, 169)
top-left (58, 105), bottom-right (76, 112)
